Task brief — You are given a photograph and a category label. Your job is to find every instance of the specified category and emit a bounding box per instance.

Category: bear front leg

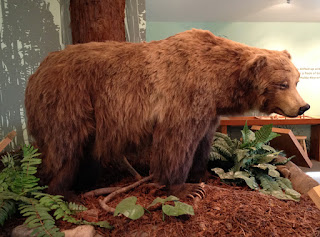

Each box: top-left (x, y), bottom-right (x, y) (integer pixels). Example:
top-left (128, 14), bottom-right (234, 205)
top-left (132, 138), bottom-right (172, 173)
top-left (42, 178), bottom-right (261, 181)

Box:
top-left (150, 119), bottom-right (212, 195)
top-left (188, 117), bottom-right (220, 183)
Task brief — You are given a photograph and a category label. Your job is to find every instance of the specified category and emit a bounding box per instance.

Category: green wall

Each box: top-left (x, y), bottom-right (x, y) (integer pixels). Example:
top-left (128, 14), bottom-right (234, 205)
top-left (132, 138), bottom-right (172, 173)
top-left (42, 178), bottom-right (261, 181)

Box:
top-left (147, 22), bottom-right (320, 116)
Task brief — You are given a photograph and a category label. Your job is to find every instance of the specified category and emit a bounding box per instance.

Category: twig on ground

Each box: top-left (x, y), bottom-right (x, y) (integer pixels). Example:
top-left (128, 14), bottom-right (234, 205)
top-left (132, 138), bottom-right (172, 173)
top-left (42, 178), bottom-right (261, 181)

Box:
top-left (84, 187), bottom-right (122, 197)
top-left (122, 156), bottom-right (142, 180)
top-left (99, 175), bottom-right (153, 213)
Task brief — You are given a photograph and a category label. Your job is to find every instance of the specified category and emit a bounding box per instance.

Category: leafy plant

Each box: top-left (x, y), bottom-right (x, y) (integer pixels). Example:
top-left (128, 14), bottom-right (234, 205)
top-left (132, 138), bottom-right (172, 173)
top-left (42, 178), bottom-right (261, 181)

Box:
top-left (148, 195), bottom-right (194, 221)
top-left (209, 123), bottom-right (300, 201)
top-left (114, 196), bottom-right (144, 220)
top-left (0, 145), bottom-right (112, 236)
top-left (114, 195), bottom-right (194, 221)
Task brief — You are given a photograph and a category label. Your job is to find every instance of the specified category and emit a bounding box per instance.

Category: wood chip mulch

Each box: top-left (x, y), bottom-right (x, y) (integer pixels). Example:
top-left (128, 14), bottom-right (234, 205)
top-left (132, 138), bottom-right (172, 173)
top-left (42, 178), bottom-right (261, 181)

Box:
top-left (58, 177), bottom-right (320, 237)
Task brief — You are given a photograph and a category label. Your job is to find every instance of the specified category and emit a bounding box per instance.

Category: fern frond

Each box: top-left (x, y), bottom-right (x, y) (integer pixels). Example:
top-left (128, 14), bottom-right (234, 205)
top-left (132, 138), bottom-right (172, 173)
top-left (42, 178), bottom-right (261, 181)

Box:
top-left (240, 122), bottom-right (255, 147)
top-left (19, 202), bottom-right (64, 237)
top-left (254, 124), bottom-right (273, 144)
top-left (214, 138), bottom-right (234, 152)
top-left (214, 132), bottom-right (234, 147)
top-left (9, 145), bottom-right (43, 195)
top-left (0, 200), bottom-right (16, 226)
top-left (0, 191), bottom-right (37, 204)
top-left (68, 202), bottom-right (87, 212)
top-left (1, 153), bottom-right (16, 168)
top-left (213, 144), bottom-right (233, 159)
top-left (21, 145), bottom-right (42, 176)
top-left (209, 150), bottom-right (228, 161)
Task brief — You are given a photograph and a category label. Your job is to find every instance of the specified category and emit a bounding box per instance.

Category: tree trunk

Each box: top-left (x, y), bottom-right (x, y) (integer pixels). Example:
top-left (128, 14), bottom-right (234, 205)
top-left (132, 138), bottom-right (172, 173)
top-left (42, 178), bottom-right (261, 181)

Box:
top-left (69, 0), bottom-right (126, 44)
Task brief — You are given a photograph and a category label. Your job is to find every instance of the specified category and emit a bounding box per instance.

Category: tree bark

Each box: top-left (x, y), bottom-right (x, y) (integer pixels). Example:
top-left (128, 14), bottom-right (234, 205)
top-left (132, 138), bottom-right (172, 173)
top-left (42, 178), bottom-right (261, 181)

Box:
top-left (69, 0), bottom-right (126, 44)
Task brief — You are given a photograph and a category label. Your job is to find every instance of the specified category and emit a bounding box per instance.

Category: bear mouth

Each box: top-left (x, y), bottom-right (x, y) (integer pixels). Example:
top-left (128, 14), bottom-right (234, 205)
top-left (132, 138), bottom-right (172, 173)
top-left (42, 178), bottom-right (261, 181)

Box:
top-left (274, 107), bottom-right (298, 118)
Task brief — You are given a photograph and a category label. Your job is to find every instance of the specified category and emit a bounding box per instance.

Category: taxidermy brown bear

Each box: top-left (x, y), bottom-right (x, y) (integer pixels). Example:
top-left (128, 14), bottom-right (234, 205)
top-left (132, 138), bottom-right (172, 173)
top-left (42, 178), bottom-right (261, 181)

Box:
top-left (25, 29), bottom-right (310, 195)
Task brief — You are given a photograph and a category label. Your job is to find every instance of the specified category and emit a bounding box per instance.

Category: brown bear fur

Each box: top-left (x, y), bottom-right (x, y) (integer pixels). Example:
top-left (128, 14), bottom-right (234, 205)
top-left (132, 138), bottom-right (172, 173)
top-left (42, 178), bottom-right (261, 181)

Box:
top-left (25, 29), bottom-right (309, 195)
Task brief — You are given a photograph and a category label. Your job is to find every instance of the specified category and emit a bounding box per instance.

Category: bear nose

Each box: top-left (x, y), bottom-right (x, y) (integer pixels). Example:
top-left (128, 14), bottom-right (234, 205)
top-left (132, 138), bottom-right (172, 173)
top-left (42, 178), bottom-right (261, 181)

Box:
top-left (298, 104), bottom-right (310, 115)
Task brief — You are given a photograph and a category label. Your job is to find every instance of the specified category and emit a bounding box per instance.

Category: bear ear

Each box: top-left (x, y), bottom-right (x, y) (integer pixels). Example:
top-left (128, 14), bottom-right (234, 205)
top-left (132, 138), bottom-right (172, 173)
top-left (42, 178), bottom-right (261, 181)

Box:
top-left (282, 50), bottom-right (292, 59)
top-left (242, 55), bottom-right (268, 78)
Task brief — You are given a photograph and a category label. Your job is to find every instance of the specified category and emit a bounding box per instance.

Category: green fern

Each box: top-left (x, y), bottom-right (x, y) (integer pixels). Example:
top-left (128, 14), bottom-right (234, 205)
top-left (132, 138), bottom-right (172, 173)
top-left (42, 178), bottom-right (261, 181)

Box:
top-left (0, 199), bottom-right (16, 226)
top-left (210, 123), bottom-right (301, 201)
top-left (0, 144), bottom-right (112, 234)
top-left (20, 201), bottom-right (63, 237)
top-left (32, 192), bottom-right (112, 229)
top-left (214, 132), bottom-right (234, 147)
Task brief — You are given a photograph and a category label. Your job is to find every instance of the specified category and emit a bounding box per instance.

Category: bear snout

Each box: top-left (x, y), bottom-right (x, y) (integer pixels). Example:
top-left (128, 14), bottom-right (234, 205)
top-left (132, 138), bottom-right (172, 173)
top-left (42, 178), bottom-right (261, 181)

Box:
top-left (298, 104), bottom-right (310, 115)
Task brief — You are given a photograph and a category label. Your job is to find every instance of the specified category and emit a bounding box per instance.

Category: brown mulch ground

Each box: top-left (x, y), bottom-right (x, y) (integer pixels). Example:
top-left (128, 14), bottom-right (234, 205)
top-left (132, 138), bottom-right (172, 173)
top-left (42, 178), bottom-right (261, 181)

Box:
top-left (1, 147), bottom-right (320, 237)
top-left (55, 176), bottom-right (320, 237)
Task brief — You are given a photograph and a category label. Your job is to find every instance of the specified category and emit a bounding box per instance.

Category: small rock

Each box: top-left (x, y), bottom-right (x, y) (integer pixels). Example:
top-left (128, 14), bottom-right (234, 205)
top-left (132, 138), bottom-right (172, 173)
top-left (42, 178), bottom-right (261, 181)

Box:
top-left (63, 225), bottom-right (96, 237)
top-left (11, 225), bottom-right (34, 237)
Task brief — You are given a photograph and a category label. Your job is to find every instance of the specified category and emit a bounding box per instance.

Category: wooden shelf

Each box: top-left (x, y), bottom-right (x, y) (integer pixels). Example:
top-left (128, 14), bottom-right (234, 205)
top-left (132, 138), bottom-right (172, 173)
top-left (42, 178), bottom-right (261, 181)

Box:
top-left (219, 116), bottom-right (320, 162)
top-left (251, 125), bottom-right (312, 168)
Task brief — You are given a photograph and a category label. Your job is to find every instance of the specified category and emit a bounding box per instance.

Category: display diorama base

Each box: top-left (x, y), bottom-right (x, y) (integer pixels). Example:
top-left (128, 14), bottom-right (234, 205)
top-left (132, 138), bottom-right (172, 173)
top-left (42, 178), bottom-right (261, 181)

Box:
top-left (1, 132), bottom-right (320, 236)
top-left (3, 175), bottom-right (320, 236)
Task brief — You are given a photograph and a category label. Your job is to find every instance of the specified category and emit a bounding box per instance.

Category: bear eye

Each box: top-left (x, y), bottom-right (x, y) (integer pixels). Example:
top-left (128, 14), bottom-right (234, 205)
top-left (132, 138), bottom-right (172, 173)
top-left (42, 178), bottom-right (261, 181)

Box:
top-left (279, 82), bottom-right (289, 90)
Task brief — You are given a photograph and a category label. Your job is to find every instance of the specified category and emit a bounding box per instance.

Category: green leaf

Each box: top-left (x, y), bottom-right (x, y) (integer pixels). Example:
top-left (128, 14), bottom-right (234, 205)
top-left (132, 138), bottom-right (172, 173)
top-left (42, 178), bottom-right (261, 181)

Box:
top-left (162, 202), bottom-right (194, 216)
top-left (234, 171), bottom-right (259, 190)
top-left (148, 195), bottom-right (179, 208)
top-left (212, 168), bottom-right (235, 179)
top-left (254, 124), bottom-right (280, 145)
top-left (261, 144), bottom-right (277, 152)
top-left (241, 122), bottom-right (255, 147)
top-left (114, 197), bottom-right (144, 220)
top-left (257, 153), bottom-right (278, 164)
top-left (254, 124), bottom-right (272, 143)
top-left (253, 164), bottom-right (280, 178)
top-left (235, 149), bottom-right (248, 162)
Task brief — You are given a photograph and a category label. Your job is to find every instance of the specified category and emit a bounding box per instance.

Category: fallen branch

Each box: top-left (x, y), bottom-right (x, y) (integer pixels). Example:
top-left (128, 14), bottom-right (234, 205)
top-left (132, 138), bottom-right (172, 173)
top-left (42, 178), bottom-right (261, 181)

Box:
top-left (99, 175), bottom-right (153, 213)
top-left (84, 156), bottom-right (143, 198)
top-left (0, 131), bottom-right (16, 153)
top-left (84, 187), bottom-right (122, 197)
top-left (122, 156), bottom-right (142, 180)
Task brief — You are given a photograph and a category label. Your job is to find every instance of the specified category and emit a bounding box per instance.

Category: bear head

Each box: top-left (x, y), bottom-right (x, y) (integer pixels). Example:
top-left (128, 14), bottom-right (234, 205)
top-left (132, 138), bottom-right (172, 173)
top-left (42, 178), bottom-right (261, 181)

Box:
top-left (241, 50), bottom-right (310, 117)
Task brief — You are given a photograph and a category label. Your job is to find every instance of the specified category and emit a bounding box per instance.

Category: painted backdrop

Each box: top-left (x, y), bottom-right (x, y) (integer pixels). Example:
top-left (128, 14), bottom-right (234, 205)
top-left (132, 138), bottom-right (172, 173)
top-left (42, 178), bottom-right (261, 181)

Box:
top-left (0, 0), bottom-right (146, 149)
top-left (0, 0), bottom-right (68, 149)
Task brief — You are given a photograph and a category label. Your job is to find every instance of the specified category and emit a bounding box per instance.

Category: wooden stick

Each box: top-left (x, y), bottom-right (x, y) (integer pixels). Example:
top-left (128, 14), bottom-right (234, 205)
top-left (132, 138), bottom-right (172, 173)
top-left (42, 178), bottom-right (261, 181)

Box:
top-left (0, 131), bottom-right (16, 153)
top-left (99, 175), bottom-right (153, 213)
top-left (122, 156), bottom-right (142, 180)
top-left (83, 186), bottom-right (122, 197)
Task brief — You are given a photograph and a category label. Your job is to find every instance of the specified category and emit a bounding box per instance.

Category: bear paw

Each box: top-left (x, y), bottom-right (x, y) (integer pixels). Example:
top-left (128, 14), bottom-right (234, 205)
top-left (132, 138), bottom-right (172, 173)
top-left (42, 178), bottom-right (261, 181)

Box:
top-left (169, 183), bottom-right (207, 200)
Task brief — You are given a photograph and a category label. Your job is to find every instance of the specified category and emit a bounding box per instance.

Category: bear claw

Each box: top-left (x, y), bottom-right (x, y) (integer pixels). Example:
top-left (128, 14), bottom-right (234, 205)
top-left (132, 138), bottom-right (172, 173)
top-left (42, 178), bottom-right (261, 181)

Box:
top-left (186, 183), bottom-right (206, 199)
